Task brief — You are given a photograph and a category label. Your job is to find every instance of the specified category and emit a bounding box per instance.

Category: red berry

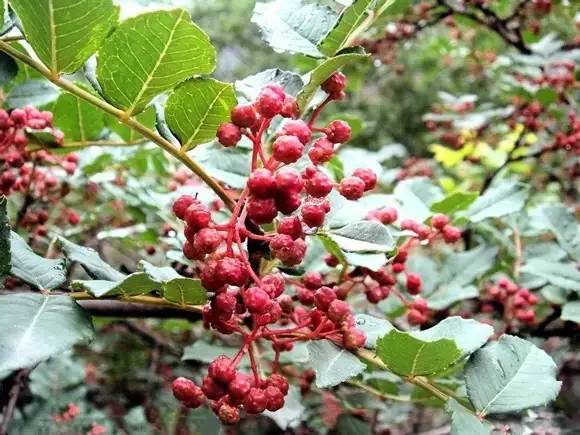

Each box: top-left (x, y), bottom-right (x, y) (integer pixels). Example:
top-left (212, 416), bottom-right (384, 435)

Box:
top-left (442, 225), bottom-right (462, 244)
top-left (172, 377), bottom-right (203, 403)
top-left (216, 257), bottom-right (248, 287)
top-left (280, 95), bottom-right (298, 118)
top-left (406, 272), bottom-right (422, 295)
top-left (321, 72), bottom-right (346, 99)
top-left (264, 83), bottom-right (286, 99)
top-left (228, 373), bottom-right (252, 399)
top-left (255, 88), bottom-right (284, 118)
top-left (184, 204), bottom-right (211, 231)
top-left (243, 387), bottom-right (268, 414)
top-left (246, 197), bottom-right (278, 224)
top-left (280, 119), bottom-right (312, 144)
top-left (265, 386), bottom-right (285, 411)
top-left (407, 309), bottom-right (428, 325)
top-left (268, 374), bottom-right (289, 395)
top-left (275, 168), bottom-right (303, 193)
top-left (400, 219), bottom-right (419, 231)
top-left (301, 202), bottom-right (327, 227)
top-left (208, 355), bottom-right (236, 384)
top-left (314, 286), bottom-right (337, 311)
top-left (67, 211), bottom-right (80, 225)
top-left (277, 216), bottom-right (303, 239)
top-left (193, 228), bottom-right (222, 254)
top-left (182, 240), bottom-right (202, 260)
top-left (262, 273), bottom-right (285, 298)
top-left (392, 263), bottom-right (405, 274)
top-left (303, 272), bottom-right (323, 290)
top-left (327, 300), bottom-right (351, 323)
top-left (352, 168), bottom-right (377, 191)
top-left (243, 286), bottom-right (271, 314)
top-left (308, 137), bottom-right (335, 165)
top-left (297, 287), bottom-right (315, 305)
top-left (200, 260), bottom-right (224, 291)
top-left (273, 135), bottom-right (304, 164)
top-left (248, 168), bottom-right (277, 198)
top-left (326, 120), bottom-right (351, 144)
top-left (201, 376), bottom-right (227, 400)
top-left (431, 213), bottom-right (449, 230)
top-left (325, 255), bottom-right (339, 267)
top-left (275, 192), bottom-right (302, 215)
top-left (218, 404), bottom-right (240, 425)
top-left (338, 176), bottom-right (365, 200)
top-left (212, 292), bottom-right (237, 316)
top-left (217, 122), bottom-right (242, 147)
top-left (343, 328), bottom-right (366, 350)
top-left (172, 195), bottom-right (198, 219)
top-left (270, 235), bottom-right (306, 265)
top-left (231, 104), bottom-right (258, 128)
top-left (377, 207), bottom-right (398, 225)
top-left (304, 171), bottom-right (333, 198)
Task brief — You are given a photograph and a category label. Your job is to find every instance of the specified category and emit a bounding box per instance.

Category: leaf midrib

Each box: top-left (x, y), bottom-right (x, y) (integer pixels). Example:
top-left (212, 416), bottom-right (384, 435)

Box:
top-left (14, 296), bottom-right (49, 356)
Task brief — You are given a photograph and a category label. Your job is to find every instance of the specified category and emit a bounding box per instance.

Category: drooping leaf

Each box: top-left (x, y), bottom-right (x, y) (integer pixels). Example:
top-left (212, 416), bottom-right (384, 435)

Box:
top-left (327, 221), bottom-right (394, 253)
top-left (71, 272), bottom-right (158, 298)
top-left (307, 339), bottom-right (366, 388)
top-left (430, 191), bottom-right (479, 216)
top-left (529, 204), bottom-right (580, 261)
top-left (11, 0), bottom-right (119, 74)
top-left (165, 78), bottom-right (237, 151)
top-left (465, 335), bottom-right (561, 415)
top-left (0, 197), bottom-right (9, 279)
top-left (319, 0), bottom-right (374, 56)
top-left (0, 293), bottom-right (94, 372)
top-left (96, 9), bottom-right (216, 115)
top-left (53, 89), bottom-right (106, 143)
top-left (446, 399), bottom-right (493, 435)
top-left (57, 237), bottom-right (125, 281)
top-left (296, 48), bottom-right (367, 111)
top-left (252, 0), bottom-right (337, 58)
top-left (10, 231), bottom-right (67, 290)
top-left (463, 180), bottom-right (529, 223)
top-left (376, 330), bottom-right (461, 376)
top-left (520, 259), bottom-right (580, 292)
top-left (561, 301), bottom-right (580, 323)
top-left (5, 79), bottom-right (59, 108)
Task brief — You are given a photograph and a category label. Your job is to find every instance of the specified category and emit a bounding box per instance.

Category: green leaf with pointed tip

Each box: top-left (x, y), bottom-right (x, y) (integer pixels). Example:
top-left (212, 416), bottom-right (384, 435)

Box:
top-left (430, 191), bottom-right (479, 216)
top-left (316, 233), bottom-right (347, 265)
top-left (327, 221), bottom-right (394, 253)
top-left (71, 273), bottom-right (158, 298)
top-left (561, 301), bottom-right (580, 323)
top-left (307, 340), bottom-right (366, 388)
top-left (376, 330), bottom-right (461, 376)
top-left (463, 180), bottom-right (529, 222)
top-left (0, 197), bottom-right (9, 279)
top-left (57, 237), bottom-right (125, 281)
top-left (53, 89), bottom-right (106, 144)
top-left (96, 9), bottom-right (216, 115)
top-left (252, 0), bottom-right (336, 58)
top-left (465, 335), bottom-right (561, 415)
top-left (165, 78), bottom-right (237, 151)
top-left (0, 293), bottom-right (94, 372)
top-left (446, 399), bottom-right (493, 435)
top-left (163, 278), bottom-right (207, 305)
top-left (11, 0), bottom-right (119, 74)
top-left (10, 231), bottom-right (67, 290)
top-left (319, 0), bottom-right (374, 56)
top-left (296, 48), bottom-right (367, 112)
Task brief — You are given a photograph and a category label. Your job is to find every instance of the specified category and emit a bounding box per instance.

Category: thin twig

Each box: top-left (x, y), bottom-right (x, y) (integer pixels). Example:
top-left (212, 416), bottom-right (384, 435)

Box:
top-left (0, 369), bottom-right (29, 435)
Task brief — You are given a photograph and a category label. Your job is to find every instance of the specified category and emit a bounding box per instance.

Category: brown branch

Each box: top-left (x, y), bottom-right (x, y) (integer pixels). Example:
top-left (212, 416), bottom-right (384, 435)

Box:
top-left (0, 369), bottom-right (29, 435)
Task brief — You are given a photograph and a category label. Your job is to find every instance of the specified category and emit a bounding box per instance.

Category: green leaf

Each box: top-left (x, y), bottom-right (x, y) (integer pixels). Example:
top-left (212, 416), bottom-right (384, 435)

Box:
top-left (446, 399), bottom-right (493, 435)
top-left (106, 106), bottom-right (156, 143)
top-left (56, 237), bottom-right (125, 281)
top-left (264, 386), bottom-right (305, 430)
top-left (191, 141), bottom-right (251, 189)
top-left (376, 330), bottom-right (461, 376)
top-left (307, 339), bottom-right (366, 388)
top-left (327, 221), bottom-right (394, 253)
top-left (10, 231), bottom-right (67, 290)
top-left (96, 9), bottom-right (216, 115)
top-left (296, 48), bottom-right (367, 111)
top-left (5, 79), bottom-right (59, 108)
top-left (411, 317), bottom-right (493, 358)
top-left (11, 0), bottom-right (119, 74)
top-left (29, 352), bottom-right (85, 399)
top-left (252, 0), bottom-right (337, 58)
top-left (319, 0), bottom-right (373, 56)
top-left (53, 89), bottom-right (106, 143)
top-left (162, 278), bottom-right (207, 305)
top-left (520, 259), bottom-right (580, 292)
top-left (463, 180), bottom-right (529, 223)
top-left (529, 204), bottom-right (580, 261)
top-left (430, 191), bottom-right (479, 216)
top-left (0, 293), bottom-right (94, 372)
top-left (355, 314), bottom-right (394, 348)
top-left (235, 68), bottom-right (304, 102)
top-left (336, 415), bottom-right (372, 435)
top-left (0, 197), bottom-right (9, 279)
top-left (0, 52), bottom-right (18, 86)
top-left (561, 301), bottom-right (580, 323)
top-left (71, 272), bottom-right (158, 297)
top-left (394, 177), bottom-right (443, 222)
top-left (465, 335), bottom-right (561, 415)
top-left (165, 78), bottom-right (237, 151)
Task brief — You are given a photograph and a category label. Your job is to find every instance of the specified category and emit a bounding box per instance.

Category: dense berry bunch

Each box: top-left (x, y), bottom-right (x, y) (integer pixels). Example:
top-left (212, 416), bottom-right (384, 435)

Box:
top-left (482, 277), bottom-right (538, 325)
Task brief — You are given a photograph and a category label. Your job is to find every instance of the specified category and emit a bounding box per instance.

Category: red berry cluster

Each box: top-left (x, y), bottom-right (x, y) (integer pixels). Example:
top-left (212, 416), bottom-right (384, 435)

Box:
top-left (170, 73), bottom-right (376, 424)
top-left (168, 167), bottom-right (199, 191)
top-left (396, 157), bottom-right (434, 180)
top-left (482, 277), bottom-right (538, 324)
top-left (552, 111), bottom-right (580, 154)
top-left (400, 214), bottom-right (462, 245)
top-left (52, 403), bottom-right (80, 424)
